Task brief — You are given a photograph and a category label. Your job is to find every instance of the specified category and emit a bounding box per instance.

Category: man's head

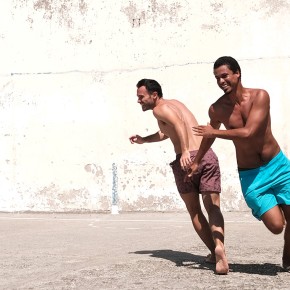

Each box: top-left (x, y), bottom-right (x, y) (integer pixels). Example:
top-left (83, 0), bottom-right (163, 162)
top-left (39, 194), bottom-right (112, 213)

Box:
top-left (214, 56), bottom-right (241, 76)
top-left (213, 56), bottom-right (241, 94)
top-left (136, 79), bottom-right (163, 111)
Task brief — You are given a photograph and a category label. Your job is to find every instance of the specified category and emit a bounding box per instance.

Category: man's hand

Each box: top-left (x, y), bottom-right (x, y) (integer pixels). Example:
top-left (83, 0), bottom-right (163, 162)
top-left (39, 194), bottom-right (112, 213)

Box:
top-left (184, 162), bottom-right (199, 182)
top-left (180, 151), bottom-right (192, 171)
top-left (192, 123), bottom-right (215, 138)
top-left (129, 134), bottom-right (144, 144)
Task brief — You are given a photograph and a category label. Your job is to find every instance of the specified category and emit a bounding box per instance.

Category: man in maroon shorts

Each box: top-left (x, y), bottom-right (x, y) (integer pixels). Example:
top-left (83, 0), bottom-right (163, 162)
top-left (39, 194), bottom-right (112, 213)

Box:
top-left (129, 78), bottom-right (229, 274)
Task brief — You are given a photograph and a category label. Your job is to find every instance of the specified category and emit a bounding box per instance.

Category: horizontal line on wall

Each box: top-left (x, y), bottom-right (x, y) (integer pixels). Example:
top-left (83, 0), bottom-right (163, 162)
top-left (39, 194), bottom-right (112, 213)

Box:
top-left (2, 55), bottom-right (289, 77)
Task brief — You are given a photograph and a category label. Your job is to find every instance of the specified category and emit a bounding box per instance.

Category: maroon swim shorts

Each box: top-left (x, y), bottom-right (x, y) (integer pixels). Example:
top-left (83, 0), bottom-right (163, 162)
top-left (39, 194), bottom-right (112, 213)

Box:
top-left (170, 148), bottom-right (221, 194)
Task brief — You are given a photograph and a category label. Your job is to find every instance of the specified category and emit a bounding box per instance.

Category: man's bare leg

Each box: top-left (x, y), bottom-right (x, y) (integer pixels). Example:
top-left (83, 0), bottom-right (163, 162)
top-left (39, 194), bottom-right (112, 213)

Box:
top-left (261, 205), bottom-right (290, 271)
top-left (281, 205), bottom-right (290, 271)
top-left (180, 193), bottom-right (216, 259)
top-left (202, 192), bottom-right (229, 274)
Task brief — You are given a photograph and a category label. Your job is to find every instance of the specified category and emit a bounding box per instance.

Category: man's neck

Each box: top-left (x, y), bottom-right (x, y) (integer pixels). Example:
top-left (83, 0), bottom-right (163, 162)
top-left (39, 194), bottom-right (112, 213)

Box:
top-left (155, 97), bottom-right (165, 106)
top-left (228, 84), bottom-right (244, 104)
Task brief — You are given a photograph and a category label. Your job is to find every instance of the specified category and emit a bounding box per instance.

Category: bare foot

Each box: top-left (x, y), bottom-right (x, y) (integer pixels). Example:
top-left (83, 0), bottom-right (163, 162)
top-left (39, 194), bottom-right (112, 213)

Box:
top-left (215, 245), bottom-right (229, 275)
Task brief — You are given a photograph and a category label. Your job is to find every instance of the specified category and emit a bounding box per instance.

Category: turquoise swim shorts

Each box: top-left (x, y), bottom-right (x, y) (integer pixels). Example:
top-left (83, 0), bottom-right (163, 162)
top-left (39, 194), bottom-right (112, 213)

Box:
top-left (238, 150), bottom-right (290, 220)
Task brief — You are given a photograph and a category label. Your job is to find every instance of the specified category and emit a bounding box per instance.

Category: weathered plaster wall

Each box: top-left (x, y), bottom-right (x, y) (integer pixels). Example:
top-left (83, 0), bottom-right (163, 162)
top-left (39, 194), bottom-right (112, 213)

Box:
top-left (0, 0), bottom-right (289, 212)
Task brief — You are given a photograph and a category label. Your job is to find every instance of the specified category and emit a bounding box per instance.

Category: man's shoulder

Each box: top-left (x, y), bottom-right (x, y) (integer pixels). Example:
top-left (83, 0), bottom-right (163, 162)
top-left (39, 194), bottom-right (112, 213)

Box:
top-left (153, 100), bottom-right (173, 116)
top-left (246, 87), bottom-right (268, 97)
top-left (246, 88), bottom-right (270, 104)
top-left (154, 99), bottom-right (187, 111)
top-left (153, 100), bottom-right (170, 111)
top-left (211, 95), bottom-right (227, 107)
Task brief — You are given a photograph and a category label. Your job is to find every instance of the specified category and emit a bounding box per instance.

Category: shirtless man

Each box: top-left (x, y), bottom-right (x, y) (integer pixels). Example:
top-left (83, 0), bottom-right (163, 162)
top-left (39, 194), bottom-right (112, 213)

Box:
top-left (129, 78), bottom-right (229, 274)
top-left (187, 56), bottom-right (290, 271)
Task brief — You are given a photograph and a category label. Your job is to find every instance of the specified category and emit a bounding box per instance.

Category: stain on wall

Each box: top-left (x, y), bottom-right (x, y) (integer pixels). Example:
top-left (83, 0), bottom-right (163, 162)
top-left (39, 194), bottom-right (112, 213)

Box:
top-left (84, 163), bottom-right (104, 179)
top-left (200, 1), bottom-right (240, 33)
top-left (121, 0), bottom-right (188, 28)
top-left (32, 0), bottom-right (88, 27)
top-left (200, 0), bottom-right (290, 34)
top-left (12, 0), bottom-right (92, 44)
top-left (259, 0), bottom-right (290, 16)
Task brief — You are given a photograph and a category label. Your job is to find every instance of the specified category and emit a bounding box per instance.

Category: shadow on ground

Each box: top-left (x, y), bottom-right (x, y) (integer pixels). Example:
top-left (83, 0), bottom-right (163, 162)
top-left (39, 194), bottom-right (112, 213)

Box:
top-left (132, 249), bottom-right (283, 276)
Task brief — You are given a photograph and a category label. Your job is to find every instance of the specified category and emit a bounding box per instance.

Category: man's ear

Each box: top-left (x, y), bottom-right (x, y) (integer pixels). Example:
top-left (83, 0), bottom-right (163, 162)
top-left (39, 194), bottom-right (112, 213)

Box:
top-left (152, 91), bottom-right (158, 99)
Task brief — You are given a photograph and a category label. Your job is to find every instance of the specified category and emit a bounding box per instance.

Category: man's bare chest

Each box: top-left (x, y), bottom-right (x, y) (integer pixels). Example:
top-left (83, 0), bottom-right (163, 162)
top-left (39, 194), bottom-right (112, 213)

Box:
top-left (217, 103), bottom-right (250, 129)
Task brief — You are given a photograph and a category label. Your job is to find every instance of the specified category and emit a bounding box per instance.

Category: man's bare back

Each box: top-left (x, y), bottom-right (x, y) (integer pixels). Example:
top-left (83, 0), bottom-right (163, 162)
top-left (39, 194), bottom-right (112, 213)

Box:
top-left (153, 99), bottom-right (202, 154)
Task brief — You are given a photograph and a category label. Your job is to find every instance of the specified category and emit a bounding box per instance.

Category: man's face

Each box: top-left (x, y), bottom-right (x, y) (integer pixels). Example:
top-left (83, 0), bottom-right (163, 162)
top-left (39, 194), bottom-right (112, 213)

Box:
top-left (214, 65), bottom-right (240, 94)
top-left (137, 86), bottom-right (156, 111)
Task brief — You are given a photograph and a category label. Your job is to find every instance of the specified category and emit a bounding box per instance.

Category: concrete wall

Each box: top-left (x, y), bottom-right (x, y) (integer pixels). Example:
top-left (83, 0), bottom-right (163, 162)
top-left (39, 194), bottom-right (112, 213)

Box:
top-left (0, 0), bottom-right (289, 212)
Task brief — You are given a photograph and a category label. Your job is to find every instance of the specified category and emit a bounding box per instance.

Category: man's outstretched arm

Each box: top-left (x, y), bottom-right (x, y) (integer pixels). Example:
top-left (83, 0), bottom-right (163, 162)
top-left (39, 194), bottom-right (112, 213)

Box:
top-left (192, 90), bottom-right (270, 140)
top-left (129, 131), bottom-right (168, 144)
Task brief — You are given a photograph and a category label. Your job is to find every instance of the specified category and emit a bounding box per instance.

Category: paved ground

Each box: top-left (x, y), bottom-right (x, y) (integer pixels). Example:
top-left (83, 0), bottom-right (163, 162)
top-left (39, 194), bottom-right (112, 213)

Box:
top-left (0, 211), bottom-right (289, 290)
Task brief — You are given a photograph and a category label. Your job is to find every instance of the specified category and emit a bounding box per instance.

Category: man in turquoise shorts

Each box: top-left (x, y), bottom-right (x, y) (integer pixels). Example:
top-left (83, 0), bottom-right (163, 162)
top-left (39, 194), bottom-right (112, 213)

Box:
top-left (187, 56), bottom-right (290, 272)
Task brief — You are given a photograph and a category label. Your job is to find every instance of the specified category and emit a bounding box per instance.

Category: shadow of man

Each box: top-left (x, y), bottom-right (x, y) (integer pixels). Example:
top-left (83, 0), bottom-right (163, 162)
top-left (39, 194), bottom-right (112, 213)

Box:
top-left (132, 249), bottom-right (283, 275)
top-left (132, 249), bottom-right (214, 271)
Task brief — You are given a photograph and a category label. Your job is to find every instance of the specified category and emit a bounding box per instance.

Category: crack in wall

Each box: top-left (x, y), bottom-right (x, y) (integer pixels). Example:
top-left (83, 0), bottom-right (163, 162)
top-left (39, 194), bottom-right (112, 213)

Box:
top-left (5, 55), bottom-right (290, 77)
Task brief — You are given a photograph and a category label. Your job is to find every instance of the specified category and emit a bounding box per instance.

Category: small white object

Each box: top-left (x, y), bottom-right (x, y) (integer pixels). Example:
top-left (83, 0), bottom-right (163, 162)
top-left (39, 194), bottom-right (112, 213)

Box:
top-left (111, 205), bottom-right (119, 215)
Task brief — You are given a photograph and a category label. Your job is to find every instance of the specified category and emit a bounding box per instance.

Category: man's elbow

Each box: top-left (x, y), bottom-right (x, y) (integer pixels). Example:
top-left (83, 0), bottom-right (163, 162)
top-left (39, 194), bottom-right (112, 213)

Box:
top-left (242, 128), bottom-right (254, 139)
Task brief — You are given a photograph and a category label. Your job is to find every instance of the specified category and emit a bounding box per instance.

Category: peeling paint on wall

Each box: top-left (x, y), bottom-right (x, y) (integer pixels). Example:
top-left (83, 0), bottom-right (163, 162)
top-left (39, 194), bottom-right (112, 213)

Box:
top-left (200, 1), bottom-right (240, 34)
top-left (12, 0), bottom-right (92, 44)
top-left (121, 0), bottom-right (188, 28)
top-left (84, 163), bottom-right (104, 179)
top-left (31, 0), bottom-right (88, 28)
top-left (199, 0), bottom-right (289, 34)
top-left (258, 0), bottom-right (290, 17)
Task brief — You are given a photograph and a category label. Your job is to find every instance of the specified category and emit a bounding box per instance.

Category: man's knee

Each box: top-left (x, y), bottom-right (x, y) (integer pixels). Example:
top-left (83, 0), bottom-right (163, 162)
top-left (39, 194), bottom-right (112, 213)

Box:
top-left (269, 225), bottom-right (284, 235)
top-left (204, 203), bottom-right (222, 217)
top-left (202, 192), bottom-right (221, 211)
top-left (263, 219), bottom-right (284, 234)
top-left (180, 192), bottom-right (201, 213)
top-left (186, 205), bottom-right (202, 217)
top-left (261, 205), bottom-right (285, 234)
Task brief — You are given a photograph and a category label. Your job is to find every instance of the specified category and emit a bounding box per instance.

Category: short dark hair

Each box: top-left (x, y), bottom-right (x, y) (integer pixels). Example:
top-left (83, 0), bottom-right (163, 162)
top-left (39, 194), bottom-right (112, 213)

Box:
top-left (214, 56), bottom-right (241, 77)
top-left (136, 79), bottom-right (163, 97)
